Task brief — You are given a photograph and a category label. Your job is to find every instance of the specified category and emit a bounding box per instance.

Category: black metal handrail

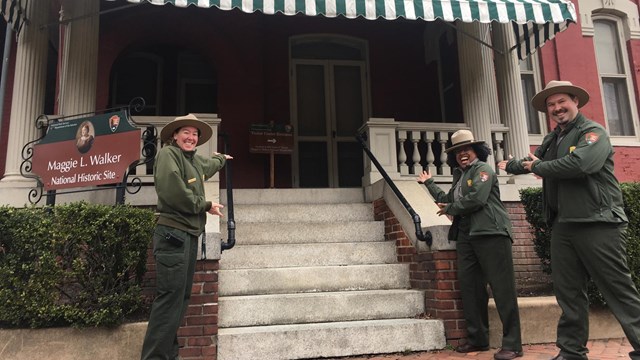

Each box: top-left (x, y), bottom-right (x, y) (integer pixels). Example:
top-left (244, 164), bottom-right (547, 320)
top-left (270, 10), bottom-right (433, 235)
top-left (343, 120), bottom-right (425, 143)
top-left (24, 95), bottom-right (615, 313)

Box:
top-left (219, 133), bottom-right (236, 252)
top-left (356, 132), bottom-right (433, 246)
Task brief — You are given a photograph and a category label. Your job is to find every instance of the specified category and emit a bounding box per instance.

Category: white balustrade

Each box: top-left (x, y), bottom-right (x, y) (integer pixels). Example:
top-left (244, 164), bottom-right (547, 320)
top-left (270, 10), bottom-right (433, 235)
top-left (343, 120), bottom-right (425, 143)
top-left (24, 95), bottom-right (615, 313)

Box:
top-left (362, 118), bottom-right (510, 183)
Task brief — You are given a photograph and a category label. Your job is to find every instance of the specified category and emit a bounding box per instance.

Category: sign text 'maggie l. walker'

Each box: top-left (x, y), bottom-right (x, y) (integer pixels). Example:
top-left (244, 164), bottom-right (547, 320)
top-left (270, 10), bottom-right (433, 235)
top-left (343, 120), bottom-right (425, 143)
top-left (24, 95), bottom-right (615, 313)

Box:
top-left (32, 110), bottom-right (141, 191)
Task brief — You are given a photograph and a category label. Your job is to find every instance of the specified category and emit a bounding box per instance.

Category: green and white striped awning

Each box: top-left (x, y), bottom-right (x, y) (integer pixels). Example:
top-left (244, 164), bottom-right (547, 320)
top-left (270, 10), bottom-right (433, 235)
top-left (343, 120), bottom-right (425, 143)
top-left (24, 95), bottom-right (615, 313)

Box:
top-left (131, 0), bottom-right (577, 59)
top-left (1, 0), bottom-right (27, 35)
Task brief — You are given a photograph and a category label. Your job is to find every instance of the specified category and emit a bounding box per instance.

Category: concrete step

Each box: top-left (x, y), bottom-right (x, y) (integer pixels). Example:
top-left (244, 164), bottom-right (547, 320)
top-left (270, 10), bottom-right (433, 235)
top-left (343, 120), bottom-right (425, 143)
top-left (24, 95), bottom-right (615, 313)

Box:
top-left (221, 220), bottom-right (385, 245)
top-left (219, 242), bottom-right (397, 269)
top-left (218, 289), bottom-right (426, 327)
top-left (218, 263), bottom-right (411, 296)
top-left (227, 203), bottom-right (374, 223)
top-left (220, 188), bottom-right (365, 205)
top-left (217, 319), bottom-right (446, 360)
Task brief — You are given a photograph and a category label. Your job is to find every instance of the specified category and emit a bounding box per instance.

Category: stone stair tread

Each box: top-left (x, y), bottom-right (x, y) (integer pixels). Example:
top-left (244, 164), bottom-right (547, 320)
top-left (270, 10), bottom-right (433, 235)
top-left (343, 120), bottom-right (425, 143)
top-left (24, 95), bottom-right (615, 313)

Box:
top-left (221, 220), bottom-right (385, 245)
top-left (227, 203), bottom-right (374, 222)
top-left (218, 263), bottom-right (411, 296)
top-left (220, 288), bottom-right (424, 301)
top-left (219, 241), bottom-right (397, 269)
top-left (217, 318), bottom-right (446, 360)
top-left (218, 289), bottom-right (426, 327)
top-left (220, 188), bottom-right (365, 205)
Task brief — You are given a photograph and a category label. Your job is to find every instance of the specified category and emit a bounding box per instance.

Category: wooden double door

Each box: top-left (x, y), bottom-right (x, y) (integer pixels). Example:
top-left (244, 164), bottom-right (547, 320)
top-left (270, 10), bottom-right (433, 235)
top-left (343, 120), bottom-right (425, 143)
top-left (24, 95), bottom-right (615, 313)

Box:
top-left (292, 59), bottom-right (368, 188)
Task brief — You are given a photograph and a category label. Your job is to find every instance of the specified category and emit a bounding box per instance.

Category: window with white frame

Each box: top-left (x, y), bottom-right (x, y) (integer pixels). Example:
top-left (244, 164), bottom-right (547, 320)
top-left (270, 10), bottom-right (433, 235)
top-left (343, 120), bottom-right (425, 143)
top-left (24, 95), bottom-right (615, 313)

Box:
top-left (593, 16), bottom-right (637, 137)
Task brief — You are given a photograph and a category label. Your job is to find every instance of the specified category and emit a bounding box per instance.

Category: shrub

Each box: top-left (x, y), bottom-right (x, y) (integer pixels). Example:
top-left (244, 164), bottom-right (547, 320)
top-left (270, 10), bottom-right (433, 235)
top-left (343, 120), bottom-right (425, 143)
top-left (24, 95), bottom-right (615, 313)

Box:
top-left (520, 184), bottom-right (640, 307)
top-left (0, 202), bottom-right (154, 328)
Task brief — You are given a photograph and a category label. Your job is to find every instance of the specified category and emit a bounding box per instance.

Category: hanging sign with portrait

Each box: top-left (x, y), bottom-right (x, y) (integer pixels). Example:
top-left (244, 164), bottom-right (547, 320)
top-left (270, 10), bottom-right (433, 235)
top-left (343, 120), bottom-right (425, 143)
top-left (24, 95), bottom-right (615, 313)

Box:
top-left (31, 110), bottom-right (141, 190)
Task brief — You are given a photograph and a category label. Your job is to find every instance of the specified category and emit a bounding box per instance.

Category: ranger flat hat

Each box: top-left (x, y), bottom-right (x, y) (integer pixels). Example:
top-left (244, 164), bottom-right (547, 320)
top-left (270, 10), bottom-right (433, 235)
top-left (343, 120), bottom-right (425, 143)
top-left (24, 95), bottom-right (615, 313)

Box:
top-left (531, 80), bottom-right (590, 113)
top-left (445, 129), bottom-right (486, 153)
top-left (160, 113), bottom-right (213, 146)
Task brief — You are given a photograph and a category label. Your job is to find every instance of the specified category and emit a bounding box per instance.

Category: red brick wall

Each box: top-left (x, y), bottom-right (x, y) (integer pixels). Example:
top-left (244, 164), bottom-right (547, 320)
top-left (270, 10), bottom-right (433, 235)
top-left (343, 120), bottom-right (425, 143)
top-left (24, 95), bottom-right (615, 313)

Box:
top-left (373, 198), bottom-right (545, 345)
top-left (373, 198), bottom-right (466, 345)
top-left (505, 202), bottom-right (545, 279)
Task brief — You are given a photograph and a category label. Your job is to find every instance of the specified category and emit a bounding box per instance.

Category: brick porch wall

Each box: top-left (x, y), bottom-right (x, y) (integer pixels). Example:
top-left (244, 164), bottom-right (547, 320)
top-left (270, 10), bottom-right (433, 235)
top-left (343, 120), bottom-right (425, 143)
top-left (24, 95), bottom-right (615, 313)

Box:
top-left (373, 198), bottom-right (544, 345)
top-left (505, 202), bottom-right (545, 279)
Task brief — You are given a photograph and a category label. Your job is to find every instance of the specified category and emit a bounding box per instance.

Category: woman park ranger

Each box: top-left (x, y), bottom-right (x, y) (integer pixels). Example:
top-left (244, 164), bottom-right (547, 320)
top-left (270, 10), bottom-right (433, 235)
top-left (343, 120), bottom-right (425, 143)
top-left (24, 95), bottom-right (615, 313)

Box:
top-left (417, 129), bottom-right (523, 360)
top-left (141, 114), bottom-right (232, 360)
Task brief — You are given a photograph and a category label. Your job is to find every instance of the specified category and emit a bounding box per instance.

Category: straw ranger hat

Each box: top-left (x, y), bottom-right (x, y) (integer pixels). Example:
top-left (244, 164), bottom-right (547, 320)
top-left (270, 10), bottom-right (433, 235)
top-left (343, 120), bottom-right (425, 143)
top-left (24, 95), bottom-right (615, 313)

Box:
top-left (160, 113), bottom-right (213, 146)
top-left (445, 129), bottom-right (486, 153)
top-left (531, 80), bottom-right (590, 113)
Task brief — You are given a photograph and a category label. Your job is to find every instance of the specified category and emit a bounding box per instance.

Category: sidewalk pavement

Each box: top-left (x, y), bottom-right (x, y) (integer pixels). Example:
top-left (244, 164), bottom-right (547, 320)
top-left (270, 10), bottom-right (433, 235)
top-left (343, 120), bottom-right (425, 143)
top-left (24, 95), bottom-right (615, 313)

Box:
top-left (324, 338), bottom-right (634, 360)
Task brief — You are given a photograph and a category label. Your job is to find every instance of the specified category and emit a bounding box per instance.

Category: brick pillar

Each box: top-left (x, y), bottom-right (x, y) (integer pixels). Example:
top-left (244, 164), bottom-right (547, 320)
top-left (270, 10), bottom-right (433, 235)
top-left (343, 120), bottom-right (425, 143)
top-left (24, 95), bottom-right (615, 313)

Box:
top-left (373, 198), bottom-right (466, 346)
top-left (504, 202), bottom-right (547, 279)
top-left (179, 260), bottom-right (219, 360)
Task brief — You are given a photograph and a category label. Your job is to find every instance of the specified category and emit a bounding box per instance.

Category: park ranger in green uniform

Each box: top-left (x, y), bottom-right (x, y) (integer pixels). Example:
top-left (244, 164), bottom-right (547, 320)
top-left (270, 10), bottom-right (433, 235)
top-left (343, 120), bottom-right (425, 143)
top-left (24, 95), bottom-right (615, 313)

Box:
top-left (141, 114), bottom-right (232, 360)
top-left (499, 80), bottom-right (640, 360)
top-left (418, 130), bottom-right (523, 360)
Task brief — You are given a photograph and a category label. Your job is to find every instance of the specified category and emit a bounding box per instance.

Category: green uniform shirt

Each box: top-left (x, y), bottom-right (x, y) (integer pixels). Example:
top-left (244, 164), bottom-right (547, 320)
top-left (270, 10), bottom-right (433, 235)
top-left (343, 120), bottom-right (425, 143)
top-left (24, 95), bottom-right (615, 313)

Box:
top-left (424, 160), bottom-right (513, 241)
top-left (154, 145), bottom-right (226, 236)
top-left (506, 113), bottom-right (627, 224)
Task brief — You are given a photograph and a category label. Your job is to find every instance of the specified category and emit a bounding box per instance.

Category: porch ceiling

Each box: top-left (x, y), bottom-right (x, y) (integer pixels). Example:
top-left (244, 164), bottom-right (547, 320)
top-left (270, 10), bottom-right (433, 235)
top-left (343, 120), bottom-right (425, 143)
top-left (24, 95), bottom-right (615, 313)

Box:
top-left (127, 0), bottom-right (577, 60)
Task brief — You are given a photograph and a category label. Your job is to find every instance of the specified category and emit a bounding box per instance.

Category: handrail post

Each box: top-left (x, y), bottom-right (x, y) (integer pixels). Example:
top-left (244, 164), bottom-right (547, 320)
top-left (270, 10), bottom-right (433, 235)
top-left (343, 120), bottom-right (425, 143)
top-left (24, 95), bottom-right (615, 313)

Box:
top-left (359, 118), bottom-right (400, 186)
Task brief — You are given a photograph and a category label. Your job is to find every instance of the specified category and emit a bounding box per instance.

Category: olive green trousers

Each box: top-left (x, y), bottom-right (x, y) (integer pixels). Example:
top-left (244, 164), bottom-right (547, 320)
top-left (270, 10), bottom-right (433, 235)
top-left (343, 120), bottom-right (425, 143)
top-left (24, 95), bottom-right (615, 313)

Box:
top-left (551, 221), bottom-right (640, 360)
top-left (141, 225), bottom-right (199, 360)
top-left (456, 234), bottom-right (522, 351)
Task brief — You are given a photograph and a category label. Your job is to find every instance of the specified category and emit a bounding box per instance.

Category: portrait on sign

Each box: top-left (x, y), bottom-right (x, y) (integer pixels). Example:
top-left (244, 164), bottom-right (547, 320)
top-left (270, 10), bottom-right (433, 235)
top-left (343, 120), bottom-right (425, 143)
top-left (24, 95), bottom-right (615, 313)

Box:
top-left (75, 121), bottom-right (95, 154)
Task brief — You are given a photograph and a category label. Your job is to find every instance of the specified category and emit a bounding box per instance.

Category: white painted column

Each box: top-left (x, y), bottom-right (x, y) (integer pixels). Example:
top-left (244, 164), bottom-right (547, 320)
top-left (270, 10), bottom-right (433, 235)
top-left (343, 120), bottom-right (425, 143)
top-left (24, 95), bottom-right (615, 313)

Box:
top-left (59, 0), bottom-right (99, 115)
top-left (492, 23), bottom-right (530, 160)
top-left (481, 29), bottom-right (501, 127)
top-left (2, 2), bottom-right (49, 180)
top-left (456, 22), bottom-right (497, 166)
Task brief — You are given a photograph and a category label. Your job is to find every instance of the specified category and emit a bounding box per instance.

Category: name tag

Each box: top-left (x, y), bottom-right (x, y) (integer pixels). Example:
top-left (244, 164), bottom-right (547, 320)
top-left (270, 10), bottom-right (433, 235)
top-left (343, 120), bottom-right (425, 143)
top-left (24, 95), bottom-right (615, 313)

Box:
top-left (188, 178), bottom-right (197, 184)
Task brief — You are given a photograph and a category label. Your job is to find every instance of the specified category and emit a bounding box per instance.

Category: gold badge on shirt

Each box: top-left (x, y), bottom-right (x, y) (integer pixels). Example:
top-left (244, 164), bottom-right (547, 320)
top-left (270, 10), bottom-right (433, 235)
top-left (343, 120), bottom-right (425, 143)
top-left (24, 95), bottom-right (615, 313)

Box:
top-left (467, 179), bottom-right (473, 186)
top-left (569, 146), bottom-right (576, 153)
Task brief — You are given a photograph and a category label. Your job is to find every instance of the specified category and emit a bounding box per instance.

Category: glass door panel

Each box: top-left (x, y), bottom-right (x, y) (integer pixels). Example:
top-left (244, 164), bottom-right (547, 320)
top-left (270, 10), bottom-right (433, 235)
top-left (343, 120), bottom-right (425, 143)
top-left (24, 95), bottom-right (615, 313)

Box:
top-left (299, 142), bottom-right (329, 188)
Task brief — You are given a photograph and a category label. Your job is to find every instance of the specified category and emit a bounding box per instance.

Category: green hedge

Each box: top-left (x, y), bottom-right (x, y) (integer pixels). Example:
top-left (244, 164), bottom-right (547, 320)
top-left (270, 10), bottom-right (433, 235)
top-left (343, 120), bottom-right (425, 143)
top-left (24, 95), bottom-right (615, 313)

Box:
top-left (520, 183), bottom-right (640, 306)
top-left (0, 202), bottom-right (154, 328)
